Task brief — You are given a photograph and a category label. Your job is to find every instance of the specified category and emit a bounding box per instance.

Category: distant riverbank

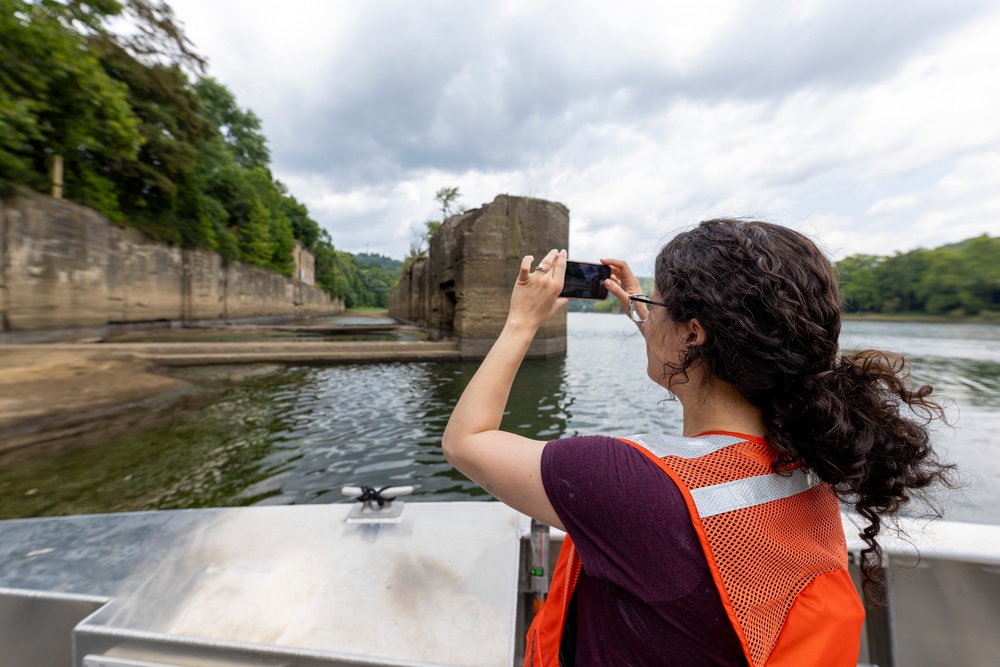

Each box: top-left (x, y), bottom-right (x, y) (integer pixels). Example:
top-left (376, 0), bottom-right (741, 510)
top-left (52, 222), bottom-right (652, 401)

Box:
top-left (841, 312), bottom-right (1000, 324)
top-left (572, 305), bottom-right (1000, 325)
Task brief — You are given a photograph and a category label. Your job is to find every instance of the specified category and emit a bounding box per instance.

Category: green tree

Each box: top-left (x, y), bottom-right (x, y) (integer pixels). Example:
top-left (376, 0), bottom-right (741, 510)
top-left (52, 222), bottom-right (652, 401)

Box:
top-left (915, 236), bottom-right (1000, 315)
top-left (435, 186), bottom-right (462, 220)
top-left (834, 237), bottom-right (1000, 317)
top-left (955, 235), bottom-right (1000, 314)
top-left (91, 33), bottom-right (215, 243)
top-left (836, 255), bottom-right (883, 313)
top-left (192, 77), bottom-right (270, 170)
top-left (276, 180), bottom-right (321, 250)
top-left (0, 0), bottom-right (392, 302)
top-left (312, 231), bottom-right (347, 296)
top-left (115, 0), bottom-right (206, 74)
top-left (874, 249), bottom-right (929, 313)
top-left (351, 253), bottom-right (403, 308)
top-left (0, 0), bottom-right (142, 202)
top-left (245, 166), bottom-right (294, 273)
top-left (190, 81), bottom-right (295, 275)
top-left (402, 219), bottom-right (443, 268)
top-left (424, 219), bottom-right (443, 241)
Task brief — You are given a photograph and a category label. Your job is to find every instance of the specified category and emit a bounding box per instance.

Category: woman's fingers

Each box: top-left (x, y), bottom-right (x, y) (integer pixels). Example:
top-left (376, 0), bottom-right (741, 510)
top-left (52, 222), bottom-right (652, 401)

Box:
top-left (518, 255), bottom-right (534, 284)
top-left (600, 258), bottom-right (640, 291)
top-left (550, 248), bottom-right (567, 279)
top-left (605, 276), bottom-right (629, 300)
top-left (601, 258), bottom-right (642, 317)
top-left (604, 276), bottom-right (632, 314)
top-left (536, 248), bottom-right (560, 273)
top-left (519, 249), bottom-right (565, 288)
top-left (509, 249), bottom-right (569, 330)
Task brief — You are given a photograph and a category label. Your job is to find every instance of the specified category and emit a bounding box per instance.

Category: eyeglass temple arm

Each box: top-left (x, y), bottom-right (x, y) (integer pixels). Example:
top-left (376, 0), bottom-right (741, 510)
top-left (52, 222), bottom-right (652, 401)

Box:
top-left (628, 294), bottom-right (650, 323)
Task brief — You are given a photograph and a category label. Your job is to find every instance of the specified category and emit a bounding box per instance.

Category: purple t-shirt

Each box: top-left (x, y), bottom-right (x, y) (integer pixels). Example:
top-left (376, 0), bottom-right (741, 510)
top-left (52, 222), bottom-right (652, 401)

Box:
top-left (541, 435), bottom-right (747, 666)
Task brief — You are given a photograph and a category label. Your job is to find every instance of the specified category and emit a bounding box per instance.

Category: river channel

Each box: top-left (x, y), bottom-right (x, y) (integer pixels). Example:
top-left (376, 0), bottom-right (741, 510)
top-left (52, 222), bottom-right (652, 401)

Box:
top-left (1, 314), bottom-right (998, 524)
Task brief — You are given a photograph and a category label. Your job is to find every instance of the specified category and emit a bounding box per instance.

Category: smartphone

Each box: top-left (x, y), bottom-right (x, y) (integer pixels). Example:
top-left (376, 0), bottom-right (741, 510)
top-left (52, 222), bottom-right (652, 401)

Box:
top-left (559, 260), bottom-right (611, 300)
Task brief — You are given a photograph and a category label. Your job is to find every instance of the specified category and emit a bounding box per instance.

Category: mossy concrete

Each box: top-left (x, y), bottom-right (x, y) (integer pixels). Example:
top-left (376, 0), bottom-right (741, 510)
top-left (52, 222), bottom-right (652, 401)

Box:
top-left (0, 193), bottom-right (343, 339)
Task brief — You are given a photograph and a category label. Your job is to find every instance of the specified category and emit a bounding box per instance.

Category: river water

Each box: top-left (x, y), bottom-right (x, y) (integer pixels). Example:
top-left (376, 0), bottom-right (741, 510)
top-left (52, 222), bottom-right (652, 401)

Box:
top-left (1, 314), bottom-right (998, 524)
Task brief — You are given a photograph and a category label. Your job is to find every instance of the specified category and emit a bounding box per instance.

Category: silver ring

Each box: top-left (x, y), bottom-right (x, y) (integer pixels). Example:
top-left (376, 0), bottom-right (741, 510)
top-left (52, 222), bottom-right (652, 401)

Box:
top-left (535, 265), bottom-right (548, 273)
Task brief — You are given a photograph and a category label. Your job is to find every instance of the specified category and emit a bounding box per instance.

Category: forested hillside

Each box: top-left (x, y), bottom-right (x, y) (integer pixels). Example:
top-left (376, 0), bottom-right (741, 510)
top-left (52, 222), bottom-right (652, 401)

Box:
top-left (0, 0), bottom-right (392, 306)
top-left (836, 235), bottom-right (999, 317)
top-left (578, 241), bottom-right (999, 320)
top-left (338, 254), bottom-right (403, 309)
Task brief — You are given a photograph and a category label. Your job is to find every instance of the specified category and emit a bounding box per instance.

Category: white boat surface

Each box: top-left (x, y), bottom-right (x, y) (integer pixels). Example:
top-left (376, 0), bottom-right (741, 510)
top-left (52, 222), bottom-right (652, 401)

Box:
top-left (0, 499), bottom-right (997, 666)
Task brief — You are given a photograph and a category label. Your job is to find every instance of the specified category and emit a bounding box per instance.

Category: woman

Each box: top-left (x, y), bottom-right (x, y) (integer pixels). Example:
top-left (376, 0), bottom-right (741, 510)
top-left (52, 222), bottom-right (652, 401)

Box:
top-left (442, 219), bottom-right (953, 666)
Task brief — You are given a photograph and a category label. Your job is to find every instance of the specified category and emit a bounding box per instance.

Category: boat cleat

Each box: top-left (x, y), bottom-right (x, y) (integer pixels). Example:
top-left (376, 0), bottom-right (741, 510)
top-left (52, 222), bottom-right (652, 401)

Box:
top-left (341, 484), bottom-right (414, 524)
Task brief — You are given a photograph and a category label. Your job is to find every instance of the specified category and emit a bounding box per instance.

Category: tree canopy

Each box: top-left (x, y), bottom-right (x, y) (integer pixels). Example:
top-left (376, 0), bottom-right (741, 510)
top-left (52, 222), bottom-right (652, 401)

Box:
top-left (435, 186), bottom-right (462, 220)
top-left (0, 0), bottom-right (398, 307)
top-left (837, 236), bottom-right (1000, 317)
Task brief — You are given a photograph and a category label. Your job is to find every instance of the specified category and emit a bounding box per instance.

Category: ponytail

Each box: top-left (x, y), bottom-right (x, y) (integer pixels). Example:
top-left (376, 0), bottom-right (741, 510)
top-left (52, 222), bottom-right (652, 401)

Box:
top-left (654, 218), bottom-right (955, 603)
top-left (765, 350), bottom-right (953, 602)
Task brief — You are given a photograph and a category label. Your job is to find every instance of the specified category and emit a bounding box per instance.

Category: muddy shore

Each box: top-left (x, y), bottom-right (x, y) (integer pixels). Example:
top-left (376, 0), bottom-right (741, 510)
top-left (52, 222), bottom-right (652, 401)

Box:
top-left (0, 333), bottom-right (459, 465)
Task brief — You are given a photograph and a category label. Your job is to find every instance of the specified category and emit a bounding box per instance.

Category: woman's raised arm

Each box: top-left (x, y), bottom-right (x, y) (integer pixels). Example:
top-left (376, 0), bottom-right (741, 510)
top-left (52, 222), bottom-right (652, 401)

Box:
top-left (441, 249), bottom-right (569, 530)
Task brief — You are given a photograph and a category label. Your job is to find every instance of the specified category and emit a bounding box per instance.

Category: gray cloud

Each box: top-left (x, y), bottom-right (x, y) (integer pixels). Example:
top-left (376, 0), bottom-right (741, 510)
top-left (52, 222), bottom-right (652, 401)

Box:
top-left (172, 0), bottom-right (1000, 260)
top-left (678, 0), bottom-right (991, 98)
top-left (267, 0), bottom-right (991, 188)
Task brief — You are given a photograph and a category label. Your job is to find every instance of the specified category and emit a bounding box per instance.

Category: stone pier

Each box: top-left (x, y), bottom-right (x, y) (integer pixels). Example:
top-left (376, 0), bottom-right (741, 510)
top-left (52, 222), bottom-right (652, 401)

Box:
top-left (389, 195), bottom-right (569, 359)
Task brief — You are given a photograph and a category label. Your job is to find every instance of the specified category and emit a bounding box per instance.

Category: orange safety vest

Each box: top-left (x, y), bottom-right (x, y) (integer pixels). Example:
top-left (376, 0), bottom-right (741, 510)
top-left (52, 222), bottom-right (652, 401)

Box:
top-left (525, 432), bottom-right (865, 667)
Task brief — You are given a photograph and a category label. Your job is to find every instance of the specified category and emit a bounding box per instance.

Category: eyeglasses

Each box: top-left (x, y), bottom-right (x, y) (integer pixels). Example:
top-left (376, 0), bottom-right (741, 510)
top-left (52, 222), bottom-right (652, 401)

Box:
top-left (628, 294), bottom-right (669, 323)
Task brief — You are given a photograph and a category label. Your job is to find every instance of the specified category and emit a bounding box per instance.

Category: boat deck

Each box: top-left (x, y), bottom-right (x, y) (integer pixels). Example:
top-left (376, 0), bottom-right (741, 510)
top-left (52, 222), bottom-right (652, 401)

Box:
top-left (1, 504), bottom-right (999, 666)
top-left (0, 503), bottom-right (522, 667)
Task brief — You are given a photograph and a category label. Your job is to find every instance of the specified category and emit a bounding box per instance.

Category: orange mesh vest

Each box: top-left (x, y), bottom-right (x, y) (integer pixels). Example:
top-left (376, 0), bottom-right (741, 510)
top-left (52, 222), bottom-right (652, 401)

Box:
top-left (524, 432), bottom-right (864, 667)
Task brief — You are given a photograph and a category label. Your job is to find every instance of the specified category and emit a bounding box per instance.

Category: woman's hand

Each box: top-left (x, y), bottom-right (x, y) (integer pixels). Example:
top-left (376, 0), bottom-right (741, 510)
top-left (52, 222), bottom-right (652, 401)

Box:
top-left (507, 248), bottom-right (569, 331)
top-left (440, 247), bottom-right (568, 532)
top-left (601, 258), bottom-right (644, 320)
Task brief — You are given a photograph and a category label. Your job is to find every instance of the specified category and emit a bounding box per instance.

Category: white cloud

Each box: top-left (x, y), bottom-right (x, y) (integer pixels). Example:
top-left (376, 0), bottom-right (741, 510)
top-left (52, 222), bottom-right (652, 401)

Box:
top-left (911, 151), bottom-right (1000, 243)
top-left (166, 0), bottom-right (1000, 264)
top-left (867, 197), bottom-right (919, 216)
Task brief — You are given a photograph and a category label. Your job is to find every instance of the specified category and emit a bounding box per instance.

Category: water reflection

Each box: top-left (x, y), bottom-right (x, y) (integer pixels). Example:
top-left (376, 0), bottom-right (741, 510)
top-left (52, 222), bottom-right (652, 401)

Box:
top-left (839, 320), bottom-right (1000, 524)
top-left (225, 355), bottom-right (572, 506)
top-left (909, 358), bottom-right (1000, 408)
top-left (0, 315), bottom-right (997, 524)
top-left (0, 368), bottom-right (311, 518)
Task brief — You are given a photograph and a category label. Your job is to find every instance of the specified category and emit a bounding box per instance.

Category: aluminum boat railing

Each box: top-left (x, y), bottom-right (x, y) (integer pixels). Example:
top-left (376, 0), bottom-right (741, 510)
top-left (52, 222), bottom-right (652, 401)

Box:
top-left (0, 503), bottom-right (997, 667)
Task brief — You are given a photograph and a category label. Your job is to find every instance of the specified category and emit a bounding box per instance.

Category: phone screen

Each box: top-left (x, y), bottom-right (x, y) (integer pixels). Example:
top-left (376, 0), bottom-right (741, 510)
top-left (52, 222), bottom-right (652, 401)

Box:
top-left (559, 261), bottom-right (610, 300)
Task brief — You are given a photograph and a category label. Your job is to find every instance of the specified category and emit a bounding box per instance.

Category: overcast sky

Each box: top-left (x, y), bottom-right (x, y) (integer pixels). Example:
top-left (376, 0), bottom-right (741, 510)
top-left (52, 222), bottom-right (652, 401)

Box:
top-left (167, 0), bottom-right (999, 270)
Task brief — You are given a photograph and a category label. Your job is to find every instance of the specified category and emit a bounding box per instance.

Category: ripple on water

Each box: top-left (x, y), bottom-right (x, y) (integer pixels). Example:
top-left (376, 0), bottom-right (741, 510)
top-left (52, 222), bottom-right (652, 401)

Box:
top-left (1, 315), bottom-right (998, 522)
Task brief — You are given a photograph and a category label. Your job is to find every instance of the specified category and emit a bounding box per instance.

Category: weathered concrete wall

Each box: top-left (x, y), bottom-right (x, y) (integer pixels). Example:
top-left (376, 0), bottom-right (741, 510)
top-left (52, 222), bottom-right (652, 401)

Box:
top-left (389, 195), bottom-right (569, 359)
top-left (292, 240), bottom-right (315, 286)
top-left (0, 194), bottom-right (342, 336)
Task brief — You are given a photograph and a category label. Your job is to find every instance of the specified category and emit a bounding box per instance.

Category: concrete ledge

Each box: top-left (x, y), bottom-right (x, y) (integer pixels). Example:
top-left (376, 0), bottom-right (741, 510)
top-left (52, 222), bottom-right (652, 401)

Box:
top-left (459, 336), bottom-right (567, 360)
top-left (0, 341), bottom-right (463, 458)
top-left (1, 341), bottom-right (462, 366)
top-left (148, 348), bottom-right (462, 366)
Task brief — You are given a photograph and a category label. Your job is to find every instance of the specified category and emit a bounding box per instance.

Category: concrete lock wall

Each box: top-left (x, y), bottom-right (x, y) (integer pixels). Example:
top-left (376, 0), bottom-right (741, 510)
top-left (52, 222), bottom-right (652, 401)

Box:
top-left (389, 195), bottom-right (569, 359)
top-left (0, 194), bottom-right (342, 337)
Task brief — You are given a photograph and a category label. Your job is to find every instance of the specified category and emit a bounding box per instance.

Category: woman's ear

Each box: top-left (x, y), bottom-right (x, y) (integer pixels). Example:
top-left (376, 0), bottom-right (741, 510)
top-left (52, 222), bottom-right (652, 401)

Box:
top-left (684, 318), bottom-right (708, 347)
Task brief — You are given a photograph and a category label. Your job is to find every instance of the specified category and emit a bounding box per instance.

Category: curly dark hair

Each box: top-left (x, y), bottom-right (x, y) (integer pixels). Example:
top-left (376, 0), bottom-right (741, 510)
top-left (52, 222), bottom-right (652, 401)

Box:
top-left (654, 218), bottom-right (955, 602)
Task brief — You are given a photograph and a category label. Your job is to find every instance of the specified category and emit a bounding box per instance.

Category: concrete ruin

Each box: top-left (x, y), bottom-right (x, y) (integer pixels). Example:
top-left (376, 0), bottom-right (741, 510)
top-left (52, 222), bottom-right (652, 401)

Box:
top-left (0, 194), bottom-right (342, 340)
top-left (389, 195), bottom-right (569, 359)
